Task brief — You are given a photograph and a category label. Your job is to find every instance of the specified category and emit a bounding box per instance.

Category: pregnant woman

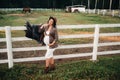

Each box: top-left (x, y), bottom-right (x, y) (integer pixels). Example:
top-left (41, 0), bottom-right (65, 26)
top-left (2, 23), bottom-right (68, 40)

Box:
top-left (41, 16), bottom-right (58, 74)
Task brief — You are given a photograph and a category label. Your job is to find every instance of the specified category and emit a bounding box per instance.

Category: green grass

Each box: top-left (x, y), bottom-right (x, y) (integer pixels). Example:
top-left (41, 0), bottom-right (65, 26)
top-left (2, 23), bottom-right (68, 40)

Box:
top-left (0, 55), bottom-right (120, 80)
top-left (0, 11), bottom-right (120, 80)
top-left (0, 10), bottom-right (120, 26)
top-left (0, 10), bottom-right (120, 38)
top-left (0, 10), bottom-right (120, 37)
top-left (59, 38), bottom-right (93, 45)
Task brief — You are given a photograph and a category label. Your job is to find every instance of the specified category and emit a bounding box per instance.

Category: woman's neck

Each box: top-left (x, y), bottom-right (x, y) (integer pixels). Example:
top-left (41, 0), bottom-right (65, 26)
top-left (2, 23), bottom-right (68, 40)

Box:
top-left (48, 25), bottom-right (52, 31)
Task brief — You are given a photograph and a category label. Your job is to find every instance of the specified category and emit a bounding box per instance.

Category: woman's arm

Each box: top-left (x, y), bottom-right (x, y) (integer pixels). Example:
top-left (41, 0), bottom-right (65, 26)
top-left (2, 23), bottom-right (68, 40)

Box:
top-left (49, 29), bottom-right (58, 46)
top-left (40, 23), bottom-right (48, 29)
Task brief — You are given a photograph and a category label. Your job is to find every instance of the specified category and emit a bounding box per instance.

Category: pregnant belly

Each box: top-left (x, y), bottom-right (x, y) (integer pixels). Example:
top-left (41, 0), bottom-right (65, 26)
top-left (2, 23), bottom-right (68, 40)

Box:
top-left (44, 36), bottom-right (49, 45)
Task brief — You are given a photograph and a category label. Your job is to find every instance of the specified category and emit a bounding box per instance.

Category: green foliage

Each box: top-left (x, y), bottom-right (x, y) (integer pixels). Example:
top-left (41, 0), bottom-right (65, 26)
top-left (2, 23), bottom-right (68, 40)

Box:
top-left (0, 56), bottom-right (120, 80)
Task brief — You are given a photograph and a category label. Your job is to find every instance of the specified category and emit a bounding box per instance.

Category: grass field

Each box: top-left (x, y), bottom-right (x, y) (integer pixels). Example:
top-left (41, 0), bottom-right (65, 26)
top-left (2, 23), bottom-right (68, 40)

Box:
top-left (0, 10), bottom-right (120, 51)
top-left (0, 10), bottom-right (120, 38)
top-left (0, 10), bottom-right (120, 26)
top-left (0, 55), bottom-right (120, 80)
top-left (0, 10), bottom-right (119, 46)
top-left (0, 10), bottom-right (120, 80)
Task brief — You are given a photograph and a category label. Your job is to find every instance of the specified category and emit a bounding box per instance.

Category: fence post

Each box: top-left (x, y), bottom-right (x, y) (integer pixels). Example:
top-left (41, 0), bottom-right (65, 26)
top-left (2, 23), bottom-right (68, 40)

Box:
top-left (92, 25), bottom-right (100, 61)
top-left (102, 10), bottom-right (105, 16)
top-left (112, 10), bottom-right (114, 17)
top-left (5, 26), bottom-right (13, 68)
top-left (97, 9), bottom-right (100, 15)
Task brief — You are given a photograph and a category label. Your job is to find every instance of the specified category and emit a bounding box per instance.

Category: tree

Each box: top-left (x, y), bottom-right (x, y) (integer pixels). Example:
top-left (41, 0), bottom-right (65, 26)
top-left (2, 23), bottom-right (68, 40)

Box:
top-left (88, 0), bottom-right (90, 9)
top-left (0, 0), bottom-right (119, 9)
top-left (119, 0), bottom-right (120, 9)
top-left (71, 0), bottom-right (76, 6)
top-left (109, 0), bottom-right (112, 10)
top-left (102, 0), bottom-right (104, 9)
top-left (95, 0), bottom-right (98, 10)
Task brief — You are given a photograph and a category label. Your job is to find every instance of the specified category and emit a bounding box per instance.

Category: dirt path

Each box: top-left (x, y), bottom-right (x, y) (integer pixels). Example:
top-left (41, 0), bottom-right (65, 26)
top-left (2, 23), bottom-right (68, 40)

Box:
top-left (100, 36), bottom-right (120, 42)
top-left (59, 31), bottom-right (120, 42)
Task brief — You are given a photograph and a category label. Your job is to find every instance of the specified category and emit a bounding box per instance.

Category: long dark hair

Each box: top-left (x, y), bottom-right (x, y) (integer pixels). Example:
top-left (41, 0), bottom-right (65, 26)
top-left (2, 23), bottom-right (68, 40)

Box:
top-left (48, 16), bottom-right (57, 28)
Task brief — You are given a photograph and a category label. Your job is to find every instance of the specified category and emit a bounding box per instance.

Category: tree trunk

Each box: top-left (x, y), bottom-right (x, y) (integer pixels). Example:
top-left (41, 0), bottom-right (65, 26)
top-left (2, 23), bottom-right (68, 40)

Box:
top-left (48, 0), bottom-right (49, 8)
top-left (109, 0), bottom-right (112, 11)
top-left (88, 0), bottom-right (90, 9)
top-left (102, 0), bottom-right (104, 9)
top-left (118, 0), bottom-right (120, 17)
top-left (119, 0), bottom-right (120, 9)
top-left (95, 0), bottom-right (98, 9)
top-left (72, 0), bottom-right (74, 6)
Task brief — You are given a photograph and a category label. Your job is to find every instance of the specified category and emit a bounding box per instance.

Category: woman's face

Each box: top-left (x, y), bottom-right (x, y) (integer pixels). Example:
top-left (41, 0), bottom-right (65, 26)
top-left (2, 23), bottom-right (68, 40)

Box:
top-left (48, 19), bottom-right (54, 26)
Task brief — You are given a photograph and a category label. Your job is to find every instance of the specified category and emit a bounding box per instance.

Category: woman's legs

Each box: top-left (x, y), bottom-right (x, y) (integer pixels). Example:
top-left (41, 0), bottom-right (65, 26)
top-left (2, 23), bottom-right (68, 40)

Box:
top-left (50, 57), bottom-right (54, 65)
top-left (44, 57), bottom-right (55, 73)
top-left (44, 47), bottom-right (55, 73)
top-left (45, 58), bottom-right (55, 68)
top-left (45, 48), bottom-right (55, 66)
top-left (45, 59), bottom-right (50, 67)
top-left (44, 58), bottom-right (50, 74)
top-left (49, 57), bottom-right (55, 70)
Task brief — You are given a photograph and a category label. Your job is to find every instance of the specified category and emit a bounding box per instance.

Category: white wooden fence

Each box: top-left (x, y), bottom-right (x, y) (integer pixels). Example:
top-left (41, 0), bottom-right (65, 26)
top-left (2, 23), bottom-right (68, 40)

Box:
top-left (0, 8), bottom-right (62, 11)
top-left (0, 24), bottom-right (120, 68)
top-left (0, 8), bottom-right (120, 17)
top-left (86, 9), bottom-right (120, 17)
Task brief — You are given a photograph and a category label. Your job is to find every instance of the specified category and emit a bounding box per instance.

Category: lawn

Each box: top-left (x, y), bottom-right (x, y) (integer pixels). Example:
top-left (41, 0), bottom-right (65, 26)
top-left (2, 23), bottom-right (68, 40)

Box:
top-left (0, 10), bottom-right (120, 26)
top-left (0, 10), bottom-right (120, 52)
top-left (0, 10), bottom-right (120, 38)
top-left (0, 10), bottom-right (120, 80)
top-left (0, 10), bottom-right (119, 46)
top-left (0, 55), bottom-right (120, 80)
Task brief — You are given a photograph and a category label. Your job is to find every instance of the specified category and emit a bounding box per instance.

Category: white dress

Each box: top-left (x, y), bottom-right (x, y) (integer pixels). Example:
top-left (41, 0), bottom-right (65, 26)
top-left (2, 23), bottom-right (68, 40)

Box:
top-left (44, 31), bottom-right (55, 59)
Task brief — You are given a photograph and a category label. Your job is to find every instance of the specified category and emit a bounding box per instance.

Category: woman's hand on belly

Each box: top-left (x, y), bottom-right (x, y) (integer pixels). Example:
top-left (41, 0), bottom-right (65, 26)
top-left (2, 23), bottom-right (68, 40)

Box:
top-left (48, 40), bottom-right (55, 47)
top-left (48, 43), bottom-right (53, 47)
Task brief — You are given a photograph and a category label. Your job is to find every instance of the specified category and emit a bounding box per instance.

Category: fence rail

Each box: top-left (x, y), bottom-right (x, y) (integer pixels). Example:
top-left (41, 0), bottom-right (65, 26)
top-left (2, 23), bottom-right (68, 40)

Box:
top-left (0, 24), bottom-right (120, 68)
